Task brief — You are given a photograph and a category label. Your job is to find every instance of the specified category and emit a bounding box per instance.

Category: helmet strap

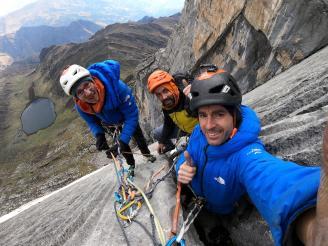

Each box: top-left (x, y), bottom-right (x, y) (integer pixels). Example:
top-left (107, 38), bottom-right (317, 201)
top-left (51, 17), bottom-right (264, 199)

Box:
top-left (229, 128), bottom-right (237, 139)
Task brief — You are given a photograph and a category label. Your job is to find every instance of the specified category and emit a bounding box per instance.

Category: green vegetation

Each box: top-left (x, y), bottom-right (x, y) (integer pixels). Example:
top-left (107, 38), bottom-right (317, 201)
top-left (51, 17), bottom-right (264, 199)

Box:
top-left (0, 68), bottom-right (100, 216)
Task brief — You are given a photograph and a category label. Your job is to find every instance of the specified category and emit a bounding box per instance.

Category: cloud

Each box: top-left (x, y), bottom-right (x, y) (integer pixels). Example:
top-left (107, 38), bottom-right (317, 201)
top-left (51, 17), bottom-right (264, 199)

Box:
top-left (0, 0), bottom-right (38, 17)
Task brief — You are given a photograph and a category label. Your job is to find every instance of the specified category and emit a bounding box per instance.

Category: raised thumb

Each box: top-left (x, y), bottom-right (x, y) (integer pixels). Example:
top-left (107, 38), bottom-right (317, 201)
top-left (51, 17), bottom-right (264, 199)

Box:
top-left (184, 150), bottom-right (193, 167)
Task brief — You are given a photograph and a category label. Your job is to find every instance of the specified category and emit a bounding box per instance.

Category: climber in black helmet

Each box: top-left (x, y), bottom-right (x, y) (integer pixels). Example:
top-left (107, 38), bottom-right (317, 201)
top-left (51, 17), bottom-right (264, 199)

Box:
top-left (176, 66), bottom-right (328, 245)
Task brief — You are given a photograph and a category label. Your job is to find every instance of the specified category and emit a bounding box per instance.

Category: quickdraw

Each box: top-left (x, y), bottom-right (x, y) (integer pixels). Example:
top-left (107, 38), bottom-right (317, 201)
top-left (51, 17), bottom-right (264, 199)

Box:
top-left (167, 135), bottom-right (205, 245)
top-left (108, 125), bottom-right (163, 245)
top-left (111, 152), bottom-right (142, 223)
top-left (176, 197), bottom-right (205, 242)
top-left (117, 200), bottom-right (142, 221)
top-left (109, 127), bottom-right (201, 245)
top-left (167, 196), bottom-right (205, 245)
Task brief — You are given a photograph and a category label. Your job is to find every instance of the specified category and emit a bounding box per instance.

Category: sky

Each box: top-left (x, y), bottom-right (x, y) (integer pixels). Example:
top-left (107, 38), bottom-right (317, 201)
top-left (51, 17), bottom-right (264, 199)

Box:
top-left (0, 0), bottom-right (38, 17)
top-left (0, 0), bottom-right (185, 17)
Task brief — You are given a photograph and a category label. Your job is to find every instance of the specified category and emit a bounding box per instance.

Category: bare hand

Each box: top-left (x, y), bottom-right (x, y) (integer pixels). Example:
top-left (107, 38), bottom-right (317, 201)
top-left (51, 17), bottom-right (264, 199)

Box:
top-left (157, 143), bottom-right (165, 154)
top-left (183, 84), bottom-right (191, 97)
top-left (178, 151), bottom-right (196, 184)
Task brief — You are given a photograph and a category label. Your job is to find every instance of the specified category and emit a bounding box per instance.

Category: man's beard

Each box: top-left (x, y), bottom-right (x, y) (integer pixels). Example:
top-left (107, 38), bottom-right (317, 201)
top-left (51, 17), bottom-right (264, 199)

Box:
top-left (163, 97), bottom-right (175, 109)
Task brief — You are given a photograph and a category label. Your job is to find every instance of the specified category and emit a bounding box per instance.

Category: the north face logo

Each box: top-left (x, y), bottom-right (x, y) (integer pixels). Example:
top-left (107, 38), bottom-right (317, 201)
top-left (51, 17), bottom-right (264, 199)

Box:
top-left (214, 176), bottom-right (225, 185)
top-left (246, 148), bottom-right (262, 155)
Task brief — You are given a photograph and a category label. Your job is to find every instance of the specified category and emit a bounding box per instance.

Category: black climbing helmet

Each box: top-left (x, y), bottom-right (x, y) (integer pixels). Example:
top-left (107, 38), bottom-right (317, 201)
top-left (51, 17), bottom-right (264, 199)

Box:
top-left (190, 70), bottom-right (242, 112)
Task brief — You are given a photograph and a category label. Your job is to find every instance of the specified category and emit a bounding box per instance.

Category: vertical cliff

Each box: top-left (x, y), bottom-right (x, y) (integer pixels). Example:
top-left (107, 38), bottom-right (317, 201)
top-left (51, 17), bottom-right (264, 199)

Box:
top-left (135, 0), bottom-right (328, 137)
top-left (133, 2), bottom-right (328, 244)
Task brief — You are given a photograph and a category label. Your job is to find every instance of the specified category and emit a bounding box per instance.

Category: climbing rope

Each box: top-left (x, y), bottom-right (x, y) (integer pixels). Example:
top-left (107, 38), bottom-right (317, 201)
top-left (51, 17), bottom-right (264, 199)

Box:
top-left (104, 124), bottom-right (162, 245)
top-left (127, 178), bottom-right (166, 245)
top-left (176, 197), bottom-right (205, 242)
top-left (102, 123), bottom-right (154, 157)
top-left (170, 182), bottom-right (182, 237)
top-left (166, 136), bottom-right (206, 245)
top-left (150, 214), bottom-right (159, 246)
top-left (166, 195), bottom-right (205, 246)
top-left (113, 201), bottom-right (131, 246)
top-left (134, 217), bottom-right (159, 246)
top-left (107, 124), bottom-right (202, 245)
top-left (111, 152), bottom-right (141, 223)
top-left (145, 161), bottom-right (176, 199)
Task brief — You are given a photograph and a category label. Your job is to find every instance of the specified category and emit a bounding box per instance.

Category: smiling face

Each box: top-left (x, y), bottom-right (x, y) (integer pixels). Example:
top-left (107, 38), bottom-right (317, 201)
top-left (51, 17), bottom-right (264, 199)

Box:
top-left (76, 81), bottom-right (99, 104)
top-left (198, 104), bottom-right (234, 146)
top-left (154, 84), bottom-right (176, 109)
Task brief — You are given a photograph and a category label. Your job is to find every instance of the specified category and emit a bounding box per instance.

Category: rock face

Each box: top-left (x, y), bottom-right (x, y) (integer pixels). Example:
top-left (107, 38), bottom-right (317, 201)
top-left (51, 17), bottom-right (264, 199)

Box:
top-left (0, 147), bottom-right (202, 246)
top-left (244, 45), bottom-right (328, 166)
top-left (135, 0), bottom-right (328, 140)
top-left (1, 1), bottom-right (327, 245)
top-left (132, 0), bottom-right (328, 244)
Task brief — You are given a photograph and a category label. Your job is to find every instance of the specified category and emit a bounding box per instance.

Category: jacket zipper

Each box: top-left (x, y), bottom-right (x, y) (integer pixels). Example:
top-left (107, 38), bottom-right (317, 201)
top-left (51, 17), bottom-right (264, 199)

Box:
top-left (200, 144), bottom-right (209, 196)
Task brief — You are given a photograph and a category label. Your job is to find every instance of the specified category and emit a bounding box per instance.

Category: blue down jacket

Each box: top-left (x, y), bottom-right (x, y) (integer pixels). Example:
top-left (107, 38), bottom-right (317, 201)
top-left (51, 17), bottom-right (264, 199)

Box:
top-left (75, 60), bottom-right (138, 144)
top-left (176, 105), bottom-right (320, 245)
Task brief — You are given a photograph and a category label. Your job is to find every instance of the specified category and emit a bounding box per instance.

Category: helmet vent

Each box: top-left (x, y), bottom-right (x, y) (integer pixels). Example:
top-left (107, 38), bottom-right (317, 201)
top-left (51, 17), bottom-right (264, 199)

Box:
top-left (209, 84), bottom-right (234, 95)
top-left (210, 85), bottom-right (223, 93)
top-left (191, 91), bottom-right (199, 97)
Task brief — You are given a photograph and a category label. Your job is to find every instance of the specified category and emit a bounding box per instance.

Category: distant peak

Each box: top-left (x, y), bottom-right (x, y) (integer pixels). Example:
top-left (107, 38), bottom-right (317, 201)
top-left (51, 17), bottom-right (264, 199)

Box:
top-left (137, 16), bottom-right (156, 24)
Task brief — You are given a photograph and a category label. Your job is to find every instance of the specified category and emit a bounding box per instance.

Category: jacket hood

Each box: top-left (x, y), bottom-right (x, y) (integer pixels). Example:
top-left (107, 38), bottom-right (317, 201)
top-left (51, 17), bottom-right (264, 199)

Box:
top-left (197, 105), bottom-right (261, 159)
top-left (87, 60), bottom-right (122, 109)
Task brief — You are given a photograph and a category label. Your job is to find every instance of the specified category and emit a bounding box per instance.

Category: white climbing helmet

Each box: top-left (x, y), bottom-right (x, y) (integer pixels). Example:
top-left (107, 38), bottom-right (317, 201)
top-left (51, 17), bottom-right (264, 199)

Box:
top-left (59, 64), bottom-right (90, 96)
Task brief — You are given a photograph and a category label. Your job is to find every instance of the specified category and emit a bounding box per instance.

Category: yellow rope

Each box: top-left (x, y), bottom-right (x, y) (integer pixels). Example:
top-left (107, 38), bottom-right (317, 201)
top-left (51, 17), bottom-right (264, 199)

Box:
top-left (111, 151), bottom-right (165, 243)
top-left (117, 200), bottom-right (142, 220)
top-left (127, 178), bottom-right (166, 245)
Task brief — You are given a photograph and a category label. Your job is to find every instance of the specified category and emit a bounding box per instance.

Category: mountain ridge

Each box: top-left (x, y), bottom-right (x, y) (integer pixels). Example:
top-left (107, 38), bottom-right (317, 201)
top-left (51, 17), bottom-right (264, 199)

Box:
top-left (0, 0), bottom-right (184, 35)
top-left (0, 20), bottom-right (102, 62)
top-left (0, 14), bottom-right (180, 217)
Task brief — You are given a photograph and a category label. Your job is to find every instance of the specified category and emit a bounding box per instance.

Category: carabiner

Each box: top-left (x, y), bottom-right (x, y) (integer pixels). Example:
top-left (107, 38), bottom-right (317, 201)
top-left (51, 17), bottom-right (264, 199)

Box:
top-left (165, 236), bottom-right (186, 246)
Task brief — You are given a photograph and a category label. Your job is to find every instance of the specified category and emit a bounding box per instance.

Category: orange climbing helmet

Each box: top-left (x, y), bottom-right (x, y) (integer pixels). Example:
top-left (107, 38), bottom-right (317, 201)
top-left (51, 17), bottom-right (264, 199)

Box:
top-left (147, 70), bottom-right (175, 93)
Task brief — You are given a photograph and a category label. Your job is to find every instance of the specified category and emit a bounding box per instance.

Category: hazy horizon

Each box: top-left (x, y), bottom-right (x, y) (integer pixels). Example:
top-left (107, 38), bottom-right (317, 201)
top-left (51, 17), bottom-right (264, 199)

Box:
top-left (0, 0), bottom-right (38, 17)
top-left (0, 0), bottom-right (185, 17)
